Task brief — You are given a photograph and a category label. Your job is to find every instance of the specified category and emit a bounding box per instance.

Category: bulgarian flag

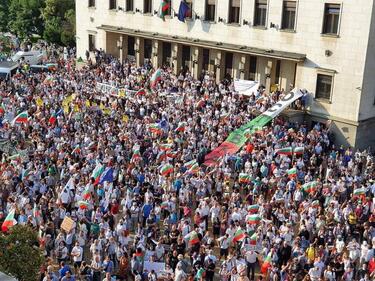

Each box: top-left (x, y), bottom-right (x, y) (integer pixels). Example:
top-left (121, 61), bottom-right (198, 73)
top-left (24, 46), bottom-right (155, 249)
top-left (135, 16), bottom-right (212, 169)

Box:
top-left (294, 147), bottom-right (304, 155)
top-left (160, 201), bottom-right (169, 209)
top-left (0, 104), bottom-right (5, 115)
top-left (136, 88), bottom-right (146, 96)
top-left (275, 147), bottom-right (293, 155)
top-left (72, 145), bottom-right (81, 155)
top-left (232, 228), bottom-right (246, 243)
top-left (166, 151), bottom-right (178, 158)
top-left (78, 201), bottom-right (90, 210)
top-left (82, 188), bottom-right (91, 200)
top-left (158, 0), bottom-right (170, 20)
top-left (184, 159), bottom-right (197, 169)
top-left (248, 204), bottom-right (260, 214)
top-left (160, 164), bottom-right (174, 176)
top-left (131, 149), bottom-right (142, 162)
top-left (33, 205), bottom-right (41, 223)
top-left (250, 233), bottom-right (258, 245)
top-left (150, 68), bottom-right (162, 87)
top-left (160, 143), bottom-right (173, 151)
top-left (186, 163), bottom-right (200, 175)
top-left (175, 122), bottom-right (187, 132)
top-left (187, 231), bottom-right (200, 245)
top-left (260, 252), bottom-right (272, 274)
top-left (12, 111), bottom-right (28, 125)
top-left (91, 163), bottom-right (105, 185)
top-left (48, 113), bottom-right (57, 125)
top-left (353, 187), bottom-right (367, 196)
top-left (247, 214), bottom-right (261, 225)
top-left (311, 200), bottom-right (320, 208)
top-left (302, 181), bottom-right (317, 194)
top-left (149, 123), bottom-right (162, 134)
top-left (287, 167), bottom-right (297, 178)
top-left (1, 209), bottom-right (17, 232)
top-left (239, 173), bottom-right (251, 184)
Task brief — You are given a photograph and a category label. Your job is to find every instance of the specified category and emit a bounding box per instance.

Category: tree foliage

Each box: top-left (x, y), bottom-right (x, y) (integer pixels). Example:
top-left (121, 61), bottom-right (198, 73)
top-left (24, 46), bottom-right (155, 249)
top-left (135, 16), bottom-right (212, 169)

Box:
top-left (0, 0), bottom-right (9, 32)
top-left (8, 0), bottom-right (45, 38)
top-left (0, 225), bottom-right (44, 281)
top-left (42, 0), bottom-right (75, 46)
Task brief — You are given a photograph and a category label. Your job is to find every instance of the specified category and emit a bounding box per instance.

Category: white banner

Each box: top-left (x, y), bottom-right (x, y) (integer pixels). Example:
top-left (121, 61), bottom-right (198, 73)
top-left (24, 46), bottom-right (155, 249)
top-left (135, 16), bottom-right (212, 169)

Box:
top-left (95, 82), bottom-right (138, 98)
top-left (234, 79), bottom-right (260, 96)
top-left (262, 88), bottom-right (304, 119)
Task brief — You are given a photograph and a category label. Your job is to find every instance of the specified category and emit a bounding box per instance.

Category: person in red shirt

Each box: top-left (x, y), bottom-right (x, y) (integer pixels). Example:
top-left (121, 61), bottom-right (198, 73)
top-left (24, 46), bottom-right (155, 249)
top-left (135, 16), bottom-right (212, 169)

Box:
top-left (369, 256), bottom-right (375, 274)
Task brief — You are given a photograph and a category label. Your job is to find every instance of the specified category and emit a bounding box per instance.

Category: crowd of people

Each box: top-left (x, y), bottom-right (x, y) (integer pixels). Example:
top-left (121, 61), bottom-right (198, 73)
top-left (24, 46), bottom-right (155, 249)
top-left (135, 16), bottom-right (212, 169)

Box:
top-left (0, 47), bottom-right (374, 281)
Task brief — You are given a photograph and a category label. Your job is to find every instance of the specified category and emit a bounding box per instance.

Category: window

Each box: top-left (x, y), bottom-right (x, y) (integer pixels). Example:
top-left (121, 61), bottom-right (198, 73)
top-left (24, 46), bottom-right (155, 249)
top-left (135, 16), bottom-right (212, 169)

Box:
top-left (126, 0), bottom-right (134, 11)
top-left (128, 36), bottom-right (135, 56)
top-left (228, 0), bottom-right (240, 24)
top-left (205, 0), bottom-right (216, 22)
top-left (323, 3), bottom-right (340, 35)
top-left (88, 34), bottom-right (96, 51)
top-left (281, 1), bottom-right (296, 30)
top-left (144, 0), bottom-right (152, 13)
top-left (249, 56), bottom-right (257, 80)
top-left (225, 52), bottom-right (233, 76)
top-left (254, 0), bottom-right (267, 27)
top-left (203, 48), bottom-right (210, 70)
top-left (162, 42), bottom-right (172, 66)
top-left (144, 39), bottom-right (152, 59)
top-left (88, 0), bottom-right (95, 7)
top-left (275, 60), bottom-right (281, 84)
top-left (109, 0), bottom-right (117, 10)
top-left (316, 74), bottom-right (333, 100)
top-left (185, 0), bottom-right (193, 19)
top-left (182, 45), bottom-right (191, 68)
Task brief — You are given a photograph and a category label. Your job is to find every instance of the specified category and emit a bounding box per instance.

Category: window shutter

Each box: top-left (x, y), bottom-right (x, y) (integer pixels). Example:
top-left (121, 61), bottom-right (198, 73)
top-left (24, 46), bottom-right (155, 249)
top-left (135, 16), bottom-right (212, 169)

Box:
top-left (232, 0), bottom-right (240, 7)
top-left (207, 0), bottom-right (216, 5)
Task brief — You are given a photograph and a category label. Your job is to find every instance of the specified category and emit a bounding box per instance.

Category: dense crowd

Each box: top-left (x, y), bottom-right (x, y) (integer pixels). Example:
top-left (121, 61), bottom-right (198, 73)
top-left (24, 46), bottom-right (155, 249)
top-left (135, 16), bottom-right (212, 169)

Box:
top-left (0, 48), bottom-right (374, 281)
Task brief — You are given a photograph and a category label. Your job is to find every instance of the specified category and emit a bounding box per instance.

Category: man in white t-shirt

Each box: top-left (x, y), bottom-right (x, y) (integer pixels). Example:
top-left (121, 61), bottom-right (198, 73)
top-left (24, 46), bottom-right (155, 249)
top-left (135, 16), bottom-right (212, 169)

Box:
top-left (71, 241), bottom-right (83, 270)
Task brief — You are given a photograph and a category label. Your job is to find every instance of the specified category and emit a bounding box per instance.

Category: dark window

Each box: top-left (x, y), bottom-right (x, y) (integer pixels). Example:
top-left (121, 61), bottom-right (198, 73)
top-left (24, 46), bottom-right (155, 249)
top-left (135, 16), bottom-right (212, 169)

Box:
top-left (225, 52), bottom-right (233, 76)
top-left (203, 48), bottom-right (210, 70)
top-left (109, 0), bottom-right (117, 10)
top-left (205, 0), bottom-right (216, 22)
top-left (128, 36), bottom-right (135, 56)
top-left (144, 0), bottom-right (152, 13)
top-left (162, 42), bottom-right (171, 66)
top-left (228, 0), bottom-right (240, 24)
top-left (254, 0), bottom-right (267, 27)
top-left (182, 45), bottom-right (191, 68)
top-left (275, 60), bottom-right (281, 84)
top-left (144, 39), bottom-right (152, 59)
top-left (88, 0), bottom-right (95, 7)
top-left (281, 1), bottom-right (296, 30)
top-left (249, 56), bottom-right (257, 81)
top-left (316, 74), bottom-right (333, 100)
top-left (323, 3), bottom-right (340, 34)
top-left (88, 34), bottom-right (96, 51)
top-left (126, 0), bottom-right (134, 11)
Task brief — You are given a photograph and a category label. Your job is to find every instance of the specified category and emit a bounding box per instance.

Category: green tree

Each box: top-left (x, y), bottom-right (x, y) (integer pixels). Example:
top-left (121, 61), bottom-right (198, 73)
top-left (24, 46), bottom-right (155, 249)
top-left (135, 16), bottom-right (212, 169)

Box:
top-left (0, 225), bottom-right (44, 281)
top-left (43, 0), bottom-right (75, 46)
top-left (8, 0), bottom-right (45, 38)
top-left (0, 0), bottom-right (9, 32)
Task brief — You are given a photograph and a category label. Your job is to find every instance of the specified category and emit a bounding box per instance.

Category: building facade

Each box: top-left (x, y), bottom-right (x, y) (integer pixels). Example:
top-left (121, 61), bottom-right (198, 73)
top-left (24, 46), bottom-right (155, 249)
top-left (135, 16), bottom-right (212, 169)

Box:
top-left (76, 0), bottom-right (375, 149)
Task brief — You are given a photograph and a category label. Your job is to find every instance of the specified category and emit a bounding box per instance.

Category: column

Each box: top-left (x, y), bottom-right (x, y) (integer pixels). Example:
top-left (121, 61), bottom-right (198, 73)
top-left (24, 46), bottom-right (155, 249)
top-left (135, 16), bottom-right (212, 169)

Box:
top-left (215, 50), bottom-right (225, 84)
top-left (171, 43), bottom-right (181, 74)
top-left (135, 37), bottom-right (144, 67)
top-left (238, 54), bottom-right (248, 80)
top-left (122, 34), bottom-right (128, 62)
top-left (152, 40), bottom-right (162, 68)
top-left (191, 46), bottom-right (202, 79)
top-left (265, 60), bottom-right (273, 94)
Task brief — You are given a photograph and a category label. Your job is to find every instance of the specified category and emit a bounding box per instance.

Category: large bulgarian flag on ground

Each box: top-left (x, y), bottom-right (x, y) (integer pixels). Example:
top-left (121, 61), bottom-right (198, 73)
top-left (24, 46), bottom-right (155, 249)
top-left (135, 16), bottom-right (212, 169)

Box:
top-left (91, 163), bottom-right (105, 185)
top-left (150, 68), bottom-right (162, 87)
top-left (12, 111), bottom-right (28, 125)
top-left (1, 209), bottom-right (17, 232)
top-left (204, 89), bottom-right (304, 166)
top-left (232, 228), bottom-right (246, 243)
top-left (160, 163), bottom-right (173, 176)
top-left (261, 252), bottom-right (272, 274)
top-left (302, 181), bottom-right (317, 194)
